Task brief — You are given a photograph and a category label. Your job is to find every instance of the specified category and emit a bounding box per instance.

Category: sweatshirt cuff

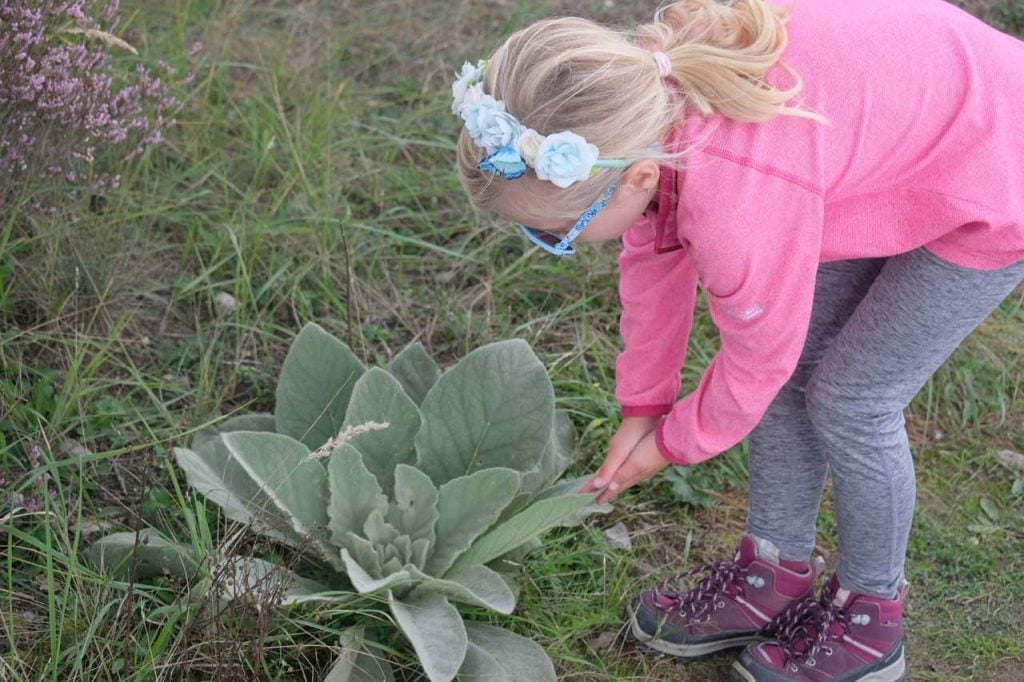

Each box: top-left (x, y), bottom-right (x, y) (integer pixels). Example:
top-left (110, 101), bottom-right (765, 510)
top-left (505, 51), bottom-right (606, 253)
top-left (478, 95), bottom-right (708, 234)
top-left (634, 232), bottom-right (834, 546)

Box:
top-left (620, 403), bottom-right (674, 418)
top-left (655, 419), bottom-right (696, 466)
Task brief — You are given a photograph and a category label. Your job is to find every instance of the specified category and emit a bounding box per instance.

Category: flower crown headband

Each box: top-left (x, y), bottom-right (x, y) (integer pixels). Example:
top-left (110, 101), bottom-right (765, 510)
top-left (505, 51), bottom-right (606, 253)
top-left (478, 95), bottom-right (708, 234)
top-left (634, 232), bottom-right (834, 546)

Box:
top-left (452, 60), bottom-right (629, 189)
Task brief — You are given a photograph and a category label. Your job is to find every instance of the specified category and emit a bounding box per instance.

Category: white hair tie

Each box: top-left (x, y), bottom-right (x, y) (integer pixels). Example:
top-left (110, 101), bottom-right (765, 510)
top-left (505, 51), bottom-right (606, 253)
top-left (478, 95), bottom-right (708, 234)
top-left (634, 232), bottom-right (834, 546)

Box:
top-left (652, 51), bottom-right (672, 78)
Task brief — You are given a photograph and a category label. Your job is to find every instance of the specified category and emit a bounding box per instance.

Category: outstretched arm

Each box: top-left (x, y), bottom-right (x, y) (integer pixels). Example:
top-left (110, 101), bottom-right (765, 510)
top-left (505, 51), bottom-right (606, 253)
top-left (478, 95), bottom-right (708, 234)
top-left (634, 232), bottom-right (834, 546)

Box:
top-left (592, 168), bottom-right (825, 502)
top-left (582, 212), bottom-right (698, 498)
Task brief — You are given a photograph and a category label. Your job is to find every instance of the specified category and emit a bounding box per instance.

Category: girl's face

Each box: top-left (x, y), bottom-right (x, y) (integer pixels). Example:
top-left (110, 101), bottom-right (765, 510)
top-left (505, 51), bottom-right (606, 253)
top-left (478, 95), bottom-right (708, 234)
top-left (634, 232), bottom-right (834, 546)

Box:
top-left (494, 160), bottom-right (661, 248)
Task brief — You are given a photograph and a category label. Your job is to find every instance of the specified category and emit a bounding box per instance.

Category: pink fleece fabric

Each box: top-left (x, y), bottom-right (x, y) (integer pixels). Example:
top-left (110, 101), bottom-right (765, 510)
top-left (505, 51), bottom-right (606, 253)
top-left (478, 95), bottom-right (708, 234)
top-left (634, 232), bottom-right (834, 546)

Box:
top-left (616, 0), bottom-right (1024, 465)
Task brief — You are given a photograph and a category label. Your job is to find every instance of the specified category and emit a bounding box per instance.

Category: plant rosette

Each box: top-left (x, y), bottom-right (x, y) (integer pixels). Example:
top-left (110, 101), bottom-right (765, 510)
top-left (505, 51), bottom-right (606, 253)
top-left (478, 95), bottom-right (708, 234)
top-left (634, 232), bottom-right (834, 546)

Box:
top-left (89, 323), bottom-right (607, 681)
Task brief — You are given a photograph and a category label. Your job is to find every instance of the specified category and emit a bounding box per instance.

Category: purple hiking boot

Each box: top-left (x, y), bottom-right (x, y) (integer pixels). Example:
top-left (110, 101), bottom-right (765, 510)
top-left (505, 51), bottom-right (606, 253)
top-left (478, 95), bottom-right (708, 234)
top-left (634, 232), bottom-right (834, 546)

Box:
top-left (731, 575), bottom-right (907, 681)
top-left (628, 536), bottom-right (822, 658)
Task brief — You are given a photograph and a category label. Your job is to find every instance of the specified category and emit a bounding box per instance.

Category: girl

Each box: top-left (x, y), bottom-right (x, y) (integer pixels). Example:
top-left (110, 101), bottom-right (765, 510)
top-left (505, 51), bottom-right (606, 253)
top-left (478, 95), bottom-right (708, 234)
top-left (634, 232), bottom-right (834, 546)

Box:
top-left (453, 0), bottom-right (1024, 680)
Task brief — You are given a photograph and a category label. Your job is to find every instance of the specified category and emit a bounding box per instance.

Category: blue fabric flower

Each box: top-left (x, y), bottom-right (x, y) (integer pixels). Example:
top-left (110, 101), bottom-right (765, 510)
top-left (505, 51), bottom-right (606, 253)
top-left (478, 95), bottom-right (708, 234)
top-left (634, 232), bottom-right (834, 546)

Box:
top-left (462, 94), bottom-right (522, 152)
top-left (533, 132), bottom-right (600, 188)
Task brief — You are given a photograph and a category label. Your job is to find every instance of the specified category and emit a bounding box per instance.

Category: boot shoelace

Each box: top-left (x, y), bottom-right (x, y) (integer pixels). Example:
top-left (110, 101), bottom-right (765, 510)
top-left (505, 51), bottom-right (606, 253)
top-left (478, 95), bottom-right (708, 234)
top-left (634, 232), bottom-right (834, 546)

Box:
top-left (653, 560), bottom-right (746, 621)
top-left (769, 578), bottom-right (849, 666)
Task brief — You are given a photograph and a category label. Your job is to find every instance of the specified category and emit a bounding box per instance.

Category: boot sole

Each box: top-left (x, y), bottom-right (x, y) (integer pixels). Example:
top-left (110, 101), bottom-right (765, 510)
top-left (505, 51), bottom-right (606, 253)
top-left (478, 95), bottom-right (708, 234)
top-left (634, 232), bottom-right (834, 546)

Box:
top-left (730, 647), bottom-right (906, 681)
top-left (628, 609), bottom-right (767, 658)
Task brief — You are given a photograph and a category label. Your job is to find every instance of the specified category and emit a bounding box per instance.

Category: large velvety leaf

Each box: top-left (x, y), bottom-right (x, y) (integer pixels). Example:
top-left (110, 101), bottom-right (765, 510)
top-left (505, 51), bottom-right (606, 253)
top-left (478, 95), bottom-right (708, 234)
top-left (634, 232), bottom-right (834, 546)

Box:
top-left (531, 475), bottom-right (613, 528)
top-left (415, 340), bottom-right (554, 485)
top-left (327, 444), bottom-right (389, 552)
top-left (174, 444), bottom-right (302, 547)
top-left (221, 432), bottom-right (342, 570)
top-left (518, 470), bottom-right (546, 496)
top-left (450, 494), bottom-right (596, 572)
top-left (212, 556), bottom-right (351, 606)
top-left (342, 368), bottom-right (421, 494)
top-left (520, 409), bottom-right (575, 494)
top-left (409, 564), bottom-right (515, 615)
top-left (490, 537), bottom-right (542, 571)
top-left (539, 409), bottom-right (575, 482)
top-left (425, 468), bottom-right (520, 576)
top-left (174, 447), bottom-right (254, 530)
top-left (464, 623), bottom-right (555, 682)
top-left (456, 643), bottom-right (508, 682)
top-left (386, 342), bottom-right (441, 406)
top-left (221, 432), bottom-right (326, 534)
top-left (494, 492), bottom-right (533, 526)
top-left (87, 529), bottom-right (197, 581)
top-left (275, 322), bottom-right (366, 449)
top-left (389, 592), bottom-right (467, 682)
top-left (498, 475), bottom-right (611, 527)
top-left (387, 465), bottom-right (438, 552)
top-left (191, 413), bottom-right (277, 452)
top-left (325, 627), bottom-right (396, 682)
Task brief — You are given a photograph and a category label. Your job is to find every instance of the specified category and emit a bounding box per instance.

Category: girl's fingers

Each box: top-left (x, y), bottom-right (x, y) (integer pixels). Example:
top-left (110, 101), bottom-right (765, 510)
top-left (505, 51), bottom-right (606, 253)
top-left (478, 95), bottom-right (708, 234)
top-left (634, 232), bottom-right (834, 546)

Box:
top-left (581, 441), bottom-right (632, 492)
top-left (581, 443), bottom-right (630, 493)
top-left (596, 458), bottom-right (643, 503)
top-left (583, 417), bottom-right (662, 494)
top-left (580, 459), bottom-right (621, 493)
top-left (596, 480), bottom-right (622, 505)
top-left (595, 435), bottom-right (671, 503)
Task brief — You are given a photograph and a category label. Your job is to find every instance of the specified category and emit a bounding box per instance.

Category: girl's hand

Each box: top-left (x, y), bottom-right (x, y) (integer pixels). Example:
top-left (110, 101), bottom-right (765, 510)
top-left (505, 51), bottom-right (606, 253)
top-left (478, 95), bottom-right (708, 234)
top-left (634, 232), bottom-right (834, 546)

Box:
top-left (590, 430), bottom-right (672, 504)
top-left (581, 415), bottom-right (666, 503)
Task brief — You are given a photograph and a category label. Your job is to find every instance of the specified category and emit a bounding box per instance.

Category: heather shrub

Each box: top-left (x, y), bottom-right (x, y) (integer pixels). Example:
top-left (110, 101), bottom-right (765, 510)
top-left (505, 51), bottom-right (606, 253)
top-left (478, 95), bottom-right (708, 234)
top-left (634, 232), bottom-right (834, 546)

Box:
top-left (0, 0), bottom-right (196, 207)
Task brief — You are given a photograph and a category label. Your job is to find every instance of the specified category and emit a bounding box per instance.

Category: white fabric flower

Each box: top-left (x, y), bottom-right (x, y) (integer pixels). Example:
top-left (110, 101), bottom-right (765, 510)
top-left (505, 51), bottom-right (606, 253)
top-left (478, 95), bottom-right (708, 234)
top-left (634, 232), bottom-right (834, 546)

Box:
top-left (533, 131), bottom-right (600, 188)
top-left (462, 95), bottom-right (522, 151)
top-left (451, 60), bottom-right (486, 114)
top-left (460, 83), bottom-right (485, 112)
top-left (516, 128), bottom-right (545, 166)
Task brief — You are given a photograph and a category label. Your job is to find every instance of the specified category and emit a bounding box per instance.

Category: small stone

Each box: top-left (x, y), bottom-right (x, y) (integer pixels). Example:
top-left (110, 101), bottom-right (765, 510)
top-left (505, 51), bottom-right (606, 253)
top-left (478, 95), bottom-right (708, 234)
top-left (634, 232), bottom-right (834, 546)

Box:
top-left (162, 374), bottom-right (192, 389)
top-left (214, 291), bottom-right (238, 315)
top-left (995, 449), bottom-right (1024, 475)
top-left (603, 522), bottom-right (632, 551)
top-left (589, 630), bottom-right (617, 652)
top-left (62, 438), bottom-right (91, 458)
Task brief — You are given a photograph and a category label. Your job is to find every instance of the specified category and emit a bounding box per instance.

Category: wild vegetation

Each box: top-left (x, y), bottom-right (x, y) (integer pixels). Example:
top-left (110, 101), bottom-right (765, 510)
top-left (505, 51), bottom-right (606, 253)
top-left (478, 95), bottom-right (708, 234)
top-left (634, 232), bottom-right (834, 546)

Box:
top-left (2, 1), bottom-right (1022, 680)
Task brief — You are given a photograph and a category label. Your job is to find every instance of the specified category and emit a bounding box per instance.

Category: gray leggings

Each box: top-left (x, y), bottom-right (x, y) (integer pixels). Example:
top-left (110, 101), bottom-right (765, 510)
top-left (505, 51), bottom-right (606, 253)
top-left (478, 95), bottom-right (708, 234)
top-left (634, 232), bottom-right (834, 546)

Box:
top-left (746, 247), bottom-right (1024, 598)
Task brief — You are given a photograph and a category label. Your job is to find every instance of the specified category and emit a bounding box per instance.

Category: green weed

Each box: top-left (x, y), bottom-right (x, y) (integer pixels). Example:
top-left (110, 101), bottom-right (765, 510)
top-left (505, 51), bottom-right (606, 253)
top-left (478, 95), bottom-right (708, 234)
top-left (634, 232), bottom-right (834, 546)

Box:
top-left (2, 1), bottom-right (1021, 680)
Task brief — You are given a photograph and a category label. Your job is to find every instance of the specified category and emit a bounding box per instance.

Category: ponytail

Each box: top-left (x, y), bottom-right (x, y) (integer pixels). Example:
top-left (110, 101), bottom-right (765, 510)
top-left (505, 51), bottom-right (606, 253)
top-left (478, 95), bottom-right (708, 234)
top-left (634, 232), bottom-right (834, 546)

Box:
top-left (637, 0), bottom-right (825, 122)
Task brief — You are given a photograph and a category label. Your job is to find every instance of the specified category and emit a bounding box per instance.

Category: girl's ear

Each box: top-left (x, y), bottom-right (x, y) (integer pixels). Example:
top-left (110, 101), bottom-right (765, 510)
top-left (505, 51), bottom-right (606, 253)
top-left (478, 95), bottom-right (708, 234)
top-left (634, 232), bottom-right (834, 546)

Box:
top-left (621, 159), bottom-right (661, 194)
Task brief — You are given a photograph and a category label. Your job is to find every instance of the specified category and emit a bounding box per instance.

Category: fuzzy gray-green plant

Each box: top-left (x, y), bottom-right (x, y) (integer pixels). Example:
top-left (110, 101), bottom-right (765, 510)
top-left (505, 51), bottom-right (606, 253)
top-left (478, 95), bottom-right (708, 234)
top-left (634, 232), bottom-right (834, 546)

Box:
top-left (89, 323), bottom-right (603, 681)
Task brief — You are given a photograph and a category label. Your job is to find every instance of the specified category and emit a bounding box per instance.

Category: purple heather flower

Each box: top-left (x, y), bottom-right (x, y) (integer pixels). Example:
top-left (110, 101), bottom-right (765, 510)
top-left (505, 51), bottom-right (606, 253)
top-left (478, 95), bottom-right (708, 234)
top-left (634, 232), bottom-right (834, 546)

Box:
top-left (0, 0), bottom-right (198, 207)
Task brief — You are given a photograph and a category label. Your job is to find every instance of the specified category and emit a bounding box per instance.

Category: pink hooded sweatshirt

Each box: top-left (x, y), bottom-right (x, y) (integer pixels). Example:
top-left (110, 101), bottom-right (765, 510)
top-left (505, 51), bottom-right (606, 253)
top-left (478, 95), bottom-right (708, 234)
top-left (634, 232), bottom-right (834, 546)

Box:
top-left (616, 0), bottom-right (1024, 465)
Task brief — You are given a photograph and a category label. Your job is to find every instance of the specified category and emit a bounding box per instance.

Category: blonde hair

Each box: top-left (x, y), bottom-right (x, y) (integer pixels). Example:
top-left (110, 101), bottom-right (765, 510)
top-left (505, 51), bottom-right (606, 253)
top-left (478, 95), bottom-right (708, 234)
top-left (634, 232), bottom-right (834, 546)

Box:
top-left (457, 0), bottom-right (824, 221)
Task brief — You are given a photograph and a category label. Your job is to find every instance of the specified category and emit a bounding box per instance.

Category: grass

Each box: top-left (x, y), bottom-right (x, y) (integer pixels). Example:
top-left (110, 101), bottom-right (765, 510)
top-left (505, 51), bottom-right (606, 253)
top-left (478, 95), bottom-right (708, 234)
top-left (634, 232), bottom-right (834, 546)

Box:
top-left (2, 0), bottom-right (1022, 680)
